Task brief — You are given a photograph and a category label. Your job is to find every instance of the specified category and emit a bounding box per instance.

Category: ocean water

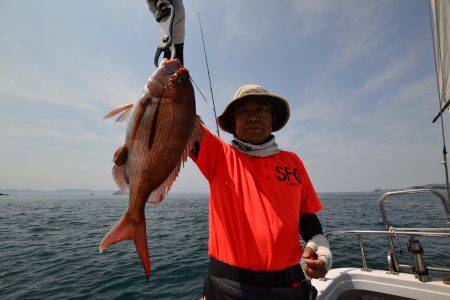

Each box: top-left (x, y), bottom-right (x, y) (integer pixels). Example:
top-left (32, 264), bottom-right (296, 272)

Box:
top-left (0, 192), bottom-right (448, 299)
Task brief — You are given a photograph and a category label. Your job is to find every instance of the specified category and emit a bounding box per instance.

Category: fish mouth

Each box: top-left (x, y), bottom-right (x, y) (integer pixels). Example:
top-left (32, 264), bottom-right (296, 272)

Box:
top-left (167, 66), bottom-right (190, 87)
top-left (162, 59), bottom-right (182, 76)
top-left (150, 59), bottom-right (183, 88)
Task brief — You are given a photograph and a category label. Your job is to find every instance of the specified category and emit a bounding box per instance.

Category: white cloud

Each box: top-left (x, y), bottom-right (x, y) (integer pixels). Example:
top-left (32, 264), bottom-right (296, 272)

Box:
top-left (0, 0), bottom-right (443, 192)
top-left (0, 116), bottom-right (112, 143)
top-left (291, 0), bottom-right (338, 37)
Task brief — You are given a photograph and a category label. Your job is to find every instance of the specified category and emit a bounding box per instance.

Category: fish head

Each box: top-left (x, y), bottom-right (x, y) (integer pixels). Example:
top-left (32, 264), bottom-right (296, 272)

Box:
top-left (150, 59), bottom-right (194, 106)
top-left (150, 59), bottom-right (182, 87)
top-left (144, 59), bottom-right (194, 110)
top-left (166, 65), bottom-right (193, 102)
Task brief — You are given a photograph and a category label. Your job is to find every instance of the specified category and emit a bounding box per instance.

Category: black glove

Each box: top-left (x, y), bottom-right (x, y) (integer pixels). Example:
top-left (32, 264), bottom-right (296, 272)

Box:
top-left (155, 0), bottom-right (172, 22)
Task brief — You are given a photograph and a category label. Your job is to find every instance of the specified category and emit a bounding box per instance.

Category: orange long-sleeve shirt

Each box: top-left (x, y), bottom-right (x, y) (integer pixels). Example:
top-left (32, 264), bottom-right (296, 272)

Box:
top-left (191, 126), bottom-right (322, 271)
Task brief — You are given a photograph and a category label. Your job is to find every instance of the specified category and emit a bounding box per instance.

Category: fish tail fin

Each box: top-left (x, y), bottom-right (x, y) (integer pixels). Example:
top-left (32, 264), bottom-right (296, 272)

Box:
top-left (99, 212), bottom-right (150, 281)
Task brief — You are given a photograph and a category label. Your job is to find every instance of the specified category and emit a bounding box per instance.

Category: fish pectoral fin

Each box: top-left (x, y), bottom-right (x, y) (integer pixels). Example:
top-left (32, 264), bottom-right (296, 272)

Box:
top-left (148, 98), bottom-right (162, 149)
top-left (112, 165), bottom-right (129, 194)
top-left (103, 103), bottom-right (134, 123)
top-left (113, 145), bottom-right (128, 166)
top-left (99, 212), bottom-right (151, 281)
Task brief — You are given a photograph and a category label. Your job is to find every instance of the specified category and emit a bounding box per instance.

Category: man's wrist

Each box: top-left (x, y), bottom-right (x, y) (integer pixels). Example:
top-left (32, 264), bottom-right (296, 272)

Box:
top-left (305, 234), bottom-right (332, 270)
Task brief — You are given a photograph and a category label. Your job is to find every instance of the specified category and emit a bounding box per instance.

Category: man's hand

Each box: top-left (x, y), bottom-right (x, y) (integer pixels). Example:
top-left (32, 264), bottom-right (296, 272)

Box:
top-left (155, 0), bottom-right (172, 22)
top-left (302, 246), bottom-right (327, 279)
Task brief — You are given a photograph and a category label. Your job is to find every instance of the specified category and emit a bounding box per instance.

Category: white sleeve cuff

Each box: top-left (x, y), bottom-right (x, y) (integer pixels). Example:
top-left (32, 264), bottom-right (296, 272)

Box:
top-left (305, 234), bottom-right (333, 270)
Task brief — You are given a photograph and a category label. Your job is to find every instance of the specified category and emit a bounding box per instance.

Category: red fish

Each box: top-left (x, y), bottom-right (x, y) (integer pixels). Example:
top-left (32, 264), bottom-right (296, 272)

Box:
top-left (100, 59), bottom-right (203, 281)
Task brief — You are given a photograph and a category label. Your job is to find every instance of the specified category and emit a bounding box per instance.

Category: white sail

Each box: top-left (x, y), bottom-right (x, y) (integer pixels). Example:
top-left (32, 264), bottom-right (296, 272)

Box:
top-left (430, 0), bottom-right (450, 109)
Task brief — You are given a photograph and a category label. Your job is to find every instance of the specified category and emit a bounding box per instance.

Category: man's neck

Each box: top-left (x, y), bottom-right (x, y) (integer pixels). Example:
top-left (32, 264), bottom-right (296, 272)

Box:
top-left (234, 135), bottom-right (273, 145)
top-left (231, 135), bottom-right (280, 157)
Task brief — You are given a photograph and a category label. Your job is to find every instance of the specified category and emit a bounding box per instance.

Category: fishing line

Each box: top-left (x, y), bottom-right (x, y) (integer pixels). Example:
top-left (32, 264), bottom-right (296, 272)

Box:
top-left (197, 11), bottom-right (220, 138)
top-left (190, 76), bottom-right (208, 103)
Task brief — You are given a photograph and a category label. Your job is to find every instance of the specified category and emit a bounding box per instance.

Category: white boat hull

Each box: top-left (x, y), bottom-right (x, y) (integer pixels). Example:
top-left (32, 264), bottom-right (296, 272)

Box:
top-left (312, 268), bottom-right (450, 300)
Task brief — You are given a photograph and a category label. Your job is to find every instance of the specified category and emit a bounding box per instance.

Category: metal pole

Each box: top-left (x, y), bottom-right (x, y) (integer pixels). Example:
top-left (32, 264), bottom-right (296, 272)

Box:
top-left (428, 0), bottom-right (450, 201)
top-left (357, 233), bottom-right (369, 271)
top-left (197, 11), bottom-right (220, 138)
top-left (399, 264), bottom-right (450, 274)
top-left (439, 117), bottom-right (450, 202)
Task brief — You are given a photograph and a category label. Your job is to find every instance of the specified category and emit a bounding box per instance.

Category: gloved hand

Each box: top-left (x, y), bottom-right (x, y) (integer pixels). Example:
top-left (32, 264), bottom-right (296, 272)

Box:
top-left (302, 246), bottom-right (327, 279)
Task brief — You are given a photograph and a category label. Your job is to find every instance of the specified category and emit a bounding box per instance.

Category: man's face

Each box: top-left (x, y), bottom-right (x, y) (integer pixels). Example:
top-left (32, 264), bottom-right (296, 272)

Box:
top-left (234, 99), bottom-right (273, 144)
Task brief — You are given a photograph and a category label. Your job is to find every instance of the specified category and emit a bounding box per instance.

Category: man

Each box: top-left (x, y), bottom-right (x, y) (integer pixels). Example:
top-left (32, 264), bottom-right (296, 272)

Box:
top-left (191, 84), bottom-right (332, 299)
top-left (146, 2), bottom-right (331, 298)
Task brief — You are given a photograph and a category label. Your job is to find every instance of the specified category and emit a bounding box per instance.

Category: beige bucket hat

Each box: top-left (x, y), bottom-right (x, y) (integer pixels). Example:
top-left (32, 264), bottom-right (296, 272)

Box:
top-left (217, 84), bottom-right (290, 134)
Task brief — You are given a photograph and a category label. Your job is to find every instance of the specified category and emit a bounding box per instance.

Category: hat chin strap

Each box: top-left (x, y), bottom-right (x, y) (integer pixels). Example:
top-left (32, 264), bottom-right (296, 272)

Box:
top-left (231, 136), bottom-right (280, 157)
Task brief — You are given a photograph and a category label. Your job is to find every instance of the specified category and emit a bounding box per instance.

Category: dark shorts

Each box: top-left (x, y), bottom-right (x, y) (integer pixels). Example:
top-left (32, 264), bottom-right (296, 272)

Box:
top-left (203, 259), bottom-right (317, 300)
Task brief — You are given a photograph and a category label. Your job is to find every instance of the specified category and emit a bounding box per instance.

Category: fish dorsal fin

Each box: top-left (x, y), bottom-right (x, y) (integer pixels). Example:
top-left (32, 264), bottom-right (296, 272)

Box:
top-left (147, 116), bottom-right (204, 204)
top-left (103, 103), bottom-right (134, 123)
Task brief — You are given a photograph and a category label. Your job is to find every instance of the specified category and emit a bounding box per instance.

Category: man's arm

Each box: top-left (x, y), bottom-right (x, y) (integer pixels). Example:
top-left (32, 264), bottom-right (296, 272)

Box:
top-left (299, 213), bottom-right (323, 242)
top-left (188, 125), bottom-right (228, 181)
top-left (300, 213), bottom-right (332, 278)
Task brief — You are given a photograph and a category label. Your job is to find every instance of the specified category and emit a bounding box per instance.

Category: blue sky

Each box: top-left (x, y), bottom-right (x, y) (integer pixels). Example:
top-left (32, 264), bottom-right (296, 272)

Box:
top-left (0, 0), bottom-right (447, 192)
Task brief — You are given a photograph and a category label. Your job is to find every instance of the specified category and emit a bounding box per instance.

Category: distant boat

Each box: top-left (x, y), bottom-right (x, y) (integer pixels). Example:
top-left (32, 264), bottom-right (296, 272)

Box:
top-left (0, 193), bottom-right (9, 196)
top-left (374, 188), bottom-right (382, 192)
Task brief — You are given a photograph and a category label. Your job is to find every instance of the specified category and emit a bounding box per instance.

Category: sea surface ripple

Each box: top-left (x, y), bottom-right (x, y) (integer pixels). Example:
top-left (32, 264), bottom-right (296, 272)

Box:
top-left (0, 192), bottom-right (448, 299)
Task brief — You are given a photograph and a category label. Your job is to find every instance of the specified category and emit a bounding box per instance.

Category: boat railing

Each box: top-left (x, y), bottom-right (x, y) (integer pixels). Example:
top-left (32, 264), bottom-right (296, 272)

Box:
top-left (380, 189), bottom-right (449, 280)
top-left (325, 189), bottom-right (450, 282)
top-left (379, 189), bottom-right (450, 229)
top-left (325, 229), bottom-right (450, 279)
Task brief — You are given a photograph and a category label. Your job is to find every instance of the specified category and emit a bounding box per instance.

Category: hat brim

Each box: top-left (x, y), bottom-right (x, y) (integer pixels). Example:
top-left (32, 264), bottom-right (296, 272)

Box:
top-left (217, 93), bottom-right (290, 135)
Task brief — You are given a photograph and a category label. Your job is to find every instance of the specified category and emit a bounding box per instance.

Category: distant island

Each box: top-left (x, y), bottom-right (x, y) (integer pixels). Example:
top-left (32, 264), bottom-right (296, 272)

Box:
top-left (0, 188), bottom-right (116, 196)
top-left (373, 183), bottom-right (447, 192)
top-left (1, 184), bottom-right (447, 196)
top-left (0, 188), bottom-right (208, 197)
top-left (410, 183), bottom-right (447, 190)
